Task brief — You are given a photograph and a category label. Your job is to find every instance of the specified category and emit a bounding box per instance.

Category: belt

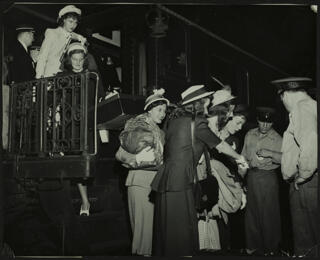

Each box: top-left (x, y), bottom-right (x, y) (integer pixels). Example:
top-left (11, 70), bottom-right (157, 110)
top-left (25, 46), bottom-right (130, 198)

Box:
top-left (250, 167), bottom-right (277, 172)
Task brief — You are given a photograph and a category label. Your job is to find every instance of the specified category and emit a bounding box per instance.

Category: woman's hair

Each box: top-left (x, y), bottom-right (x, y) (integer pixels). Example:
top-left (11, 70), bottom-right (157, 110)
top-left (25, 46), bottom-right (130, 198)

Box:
top-left (165, 97), bottom-right (208, 123)
top-left (233, 111), bottom-right (247, 121)
top-left (207, 102), bottom-right (231, 131)
top-left (233, 104), bottom-right (249, 121)
top-left (184, 98), bottom-right (207, 115)
top-left (63, 49), bottom-right (89, 72)
top-left (146, 100), bottom-right (168, 112)
top-left (58, 12), bottom-right (81, 27)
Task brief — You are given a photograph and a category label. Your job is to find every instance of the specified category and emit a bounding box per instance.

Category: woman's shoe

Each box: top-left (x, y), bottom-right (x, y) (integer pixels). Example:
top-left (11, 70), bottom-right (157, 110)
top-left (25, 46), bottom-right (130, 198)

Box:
top-left (80, 204), bottom-right (90, 216)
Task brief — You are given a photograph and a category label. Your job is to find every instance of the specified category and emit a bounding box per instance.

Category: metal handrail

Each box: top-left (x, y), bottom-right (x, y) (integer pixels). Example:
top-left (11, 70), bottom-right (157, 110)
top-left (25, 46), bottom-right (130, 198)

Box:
top-left (9, 71), bottom-right (98, 157)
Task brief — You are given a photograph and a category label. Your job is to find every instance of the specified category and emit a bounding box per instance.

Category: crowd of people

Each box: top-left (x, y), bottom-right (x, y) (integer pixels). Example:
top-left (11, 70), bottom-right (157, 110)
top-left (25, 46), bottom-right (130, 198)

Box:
top-left (4, 5), bottom-right (95, 218)
top-left (1, 3), bottom-right (318, 257)
top-left (116, 78), bottom-right (318, 257)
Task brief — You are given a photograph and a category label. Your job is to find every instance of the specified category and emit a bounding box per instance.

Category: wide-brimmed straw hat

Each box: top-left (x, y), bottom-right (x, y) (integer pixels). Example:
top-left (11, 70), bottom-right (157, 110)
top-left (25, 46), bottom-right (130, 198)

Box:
top-left (211, 89), bottom-right (236, 107)
top-left (181, 85), bottom-right (214, 106)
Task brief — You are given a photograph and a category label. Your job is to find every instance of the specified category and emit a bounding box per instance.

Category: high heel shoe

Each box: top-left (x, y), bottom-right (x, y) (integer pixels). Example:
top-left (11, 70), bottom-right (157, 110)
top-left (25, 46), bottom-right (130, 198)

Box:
top-left (80, 204), bottom-right (90, 216)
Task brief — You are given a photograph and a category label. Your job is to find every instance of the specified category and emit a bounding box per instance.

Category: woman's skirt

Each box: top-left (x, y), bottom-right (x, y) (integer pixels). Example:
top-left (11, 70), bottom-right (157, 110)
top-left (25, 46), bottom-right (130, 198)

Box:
top-left (152, 188), bottom-right (199, 256)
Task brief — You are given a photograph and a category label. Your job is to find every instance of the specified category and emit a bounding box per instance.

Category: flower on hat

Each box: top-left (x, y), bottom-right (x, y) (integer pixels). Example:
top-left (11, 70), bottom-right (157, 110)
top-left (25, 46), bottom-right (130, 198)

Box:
top-left (144, 88), bottom-right (169, 111)
top-left (152, 88), bottom-right (165, 96)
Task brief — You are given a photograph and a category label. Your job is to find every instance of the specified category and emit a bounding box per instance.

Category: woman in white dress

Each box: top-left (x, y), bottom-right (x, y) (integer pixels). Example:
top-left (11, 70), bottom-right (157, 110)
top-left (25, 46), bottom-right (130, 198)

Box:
top-left (36, 5), bottom-right (86, 79)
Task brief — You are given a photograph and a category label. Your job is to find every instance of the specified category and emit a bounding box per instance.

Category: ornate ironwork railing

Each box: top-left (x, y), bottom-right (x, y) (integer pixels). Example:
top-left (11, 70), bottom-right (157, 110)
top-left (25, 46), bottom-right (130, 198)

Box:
top-left (9, 71), bottom-right (98, 157)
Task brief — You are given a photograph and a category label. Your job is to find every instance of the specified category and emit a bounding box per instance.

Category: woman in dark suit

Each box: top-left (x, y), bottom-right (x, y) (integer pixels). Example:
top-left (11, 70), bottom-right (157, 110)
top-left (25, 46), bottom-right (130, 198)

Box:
top-left (151, 85), bottom-right (248, 256)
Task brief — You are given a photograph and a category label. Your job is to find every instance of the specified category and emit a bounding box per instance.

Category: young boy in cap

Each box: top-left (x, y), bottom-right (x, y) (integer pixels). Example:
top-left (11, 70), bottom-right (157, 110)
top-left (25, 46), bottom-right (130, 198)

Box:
top-left (10, 25), bottom-right (35, 83)
top-left (271, 77), bottom-right (318, 257)
top-left (239, 106), bottom-right (283, 256)
top-left (36, 5), bottom-right (86, 78)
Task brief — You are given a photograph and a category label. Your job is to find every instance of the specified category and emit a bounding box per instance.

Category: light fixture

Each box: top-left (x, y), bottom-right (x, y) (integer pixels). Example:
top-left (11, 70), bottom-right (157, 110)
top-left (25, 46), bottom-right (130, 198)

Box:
top-left (145, 6), bottom-right (169, 38)
top-left (310, 5), bottom-right (317, 13)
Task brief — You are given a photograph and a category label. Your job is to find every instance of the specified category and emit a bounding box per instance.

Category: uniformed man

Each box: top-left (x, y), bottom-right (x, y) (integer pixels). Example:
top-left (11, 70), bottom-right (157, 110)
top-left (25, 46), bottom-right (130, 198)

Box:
top-left (239, 107), bottom-right (283, 256)
top-left (271, 77), bottom-right (318, 257)
top-left (9, 25), bottom-right (36, 83)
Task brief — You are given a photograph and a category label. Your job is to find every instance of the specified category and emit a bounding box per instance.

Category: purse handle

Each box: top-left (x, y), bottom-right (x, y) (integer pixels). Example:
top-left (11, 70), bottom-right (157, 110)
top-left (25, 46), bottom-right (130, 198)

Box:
top-left (190, 115), bottom-right (200, 184)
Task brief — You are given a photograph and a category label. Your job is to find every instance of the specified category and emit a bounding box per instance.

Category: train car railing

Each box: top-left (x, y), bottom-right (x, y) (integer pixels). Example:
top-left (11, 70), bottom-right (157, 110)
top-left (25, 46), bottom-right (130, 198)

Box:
top-left (8, 71), bottom-right (98, 178)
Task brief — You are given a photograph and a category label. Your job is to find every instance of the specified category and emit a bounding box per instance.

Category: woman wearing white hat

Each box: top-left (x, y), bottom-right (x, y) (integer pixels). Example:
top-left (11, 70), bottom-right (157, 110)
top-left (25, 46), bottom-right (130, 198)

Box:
top-left (58, 42), bottom-right (94, 216)
top-left (150, 85), bottom-right (248, 256)
top-left (36, 5), bottom-right (87, 79)
top-left (115, 89), bottom-right (170, 256)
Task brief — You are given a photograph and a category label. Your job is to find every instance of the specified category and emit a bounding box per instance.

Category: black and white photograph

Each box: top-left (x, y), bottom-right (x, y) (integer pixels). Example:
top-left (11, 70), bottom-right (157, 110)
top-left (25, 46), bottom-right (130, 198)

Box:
top-left (0, 1), bottom-right (318, 258)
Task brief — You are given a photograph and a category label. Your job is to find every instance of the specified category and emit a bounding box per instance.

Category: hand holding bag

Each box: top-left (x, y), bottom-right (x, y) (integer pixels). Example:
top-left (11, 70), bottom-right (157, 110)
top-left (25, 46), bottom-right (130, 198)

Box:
top-left (198, 210), bottom-right (221, 251)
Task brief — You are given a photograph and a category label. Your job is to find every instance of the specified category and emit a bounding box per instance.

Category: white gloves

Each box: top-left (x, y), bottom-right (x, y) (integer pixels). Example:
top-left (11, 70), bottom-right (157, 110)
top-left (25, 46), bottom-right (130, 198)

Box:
top-left (136, 146), bottom-right (155, 165)
top-left (240, 192), bottom-right (247, 210)
top-left (236, 155), bottom-right (249, 169)
top-left (71, 33), bottom-right (87, 45)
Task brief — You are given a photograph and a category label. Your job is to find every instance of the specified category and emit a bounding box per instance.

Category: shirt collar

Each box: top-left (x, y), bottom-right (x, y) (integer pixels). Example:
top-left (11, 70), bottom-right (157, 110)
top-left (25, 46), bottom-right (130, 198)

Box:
top-left (59, 26), bottom-right (72, 38)
top-left (18, 39), bottom-right (28, 52)
top-left (252, 127), bottom-right (276, 139)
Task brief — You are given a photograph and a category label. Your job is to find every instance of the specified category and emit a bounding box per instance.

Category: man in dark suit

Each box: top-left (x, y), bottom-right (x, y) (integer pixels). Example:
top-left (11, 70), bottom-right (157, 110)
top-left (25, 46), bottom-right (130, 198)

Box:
top-left (9, 25), bottom-right (36, 83)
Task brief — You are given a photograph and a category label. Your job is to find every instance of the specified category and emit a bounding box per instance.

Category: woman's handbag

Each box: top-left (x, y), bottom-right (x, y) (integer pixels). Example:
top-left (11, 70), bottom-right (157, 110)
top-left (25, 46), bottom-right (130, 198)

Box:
top-left (198, 210), bottom-right (221, 251)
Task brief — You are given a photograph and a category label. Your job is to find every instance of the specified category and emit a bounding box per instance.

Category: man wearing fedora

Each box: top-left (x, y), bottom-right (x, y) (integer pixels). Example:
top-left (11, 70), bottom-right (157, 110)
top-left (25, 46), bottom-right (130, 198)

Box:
top-left (271, 77), bottom-right (318, 257)
top-left (10, 25), bottom-right (36, 83)
top-left (239, 106), bottom-right (283, 256)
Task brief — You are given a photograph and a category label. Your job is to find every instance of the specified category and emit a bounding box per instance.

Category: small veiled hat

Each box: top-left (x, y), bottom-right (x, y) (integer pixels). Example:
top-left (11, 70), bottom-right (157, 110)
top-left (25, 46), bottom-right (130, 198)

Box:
top-left (58, 5), bottom-right (81, 19)
top-left (144, 88), bottom-right (169, 111)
